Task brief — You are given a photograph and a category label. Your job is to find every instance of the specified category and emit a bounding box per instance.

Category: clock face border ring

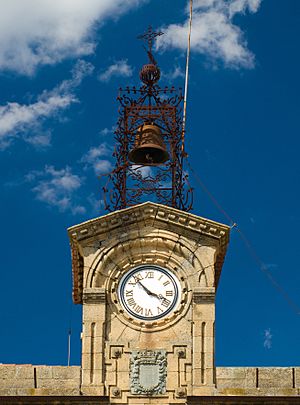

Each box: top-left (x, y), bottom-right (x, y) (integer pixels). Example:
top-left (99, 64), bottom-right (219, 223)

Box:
top-left (108, 261), bottom-right (191, 332)
top-left (118, 265), bottom-right (181, 321)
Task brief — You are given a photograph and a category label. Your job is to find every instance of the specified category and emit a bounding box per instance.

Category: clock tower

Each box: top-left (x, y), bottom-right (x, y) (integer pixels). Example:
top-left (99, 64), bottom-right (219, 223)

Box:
top-left (68, 28), bottom-right (230, 404)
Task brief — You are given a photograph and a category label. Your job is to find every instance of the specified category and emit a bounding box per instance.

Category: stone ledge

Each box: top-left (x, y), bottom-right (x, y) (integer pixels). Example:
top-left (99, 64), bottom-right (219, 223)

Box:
top-left (216, 367), bottom-right (299, 392)
top-left (0, 396), bottom-right (109, 404)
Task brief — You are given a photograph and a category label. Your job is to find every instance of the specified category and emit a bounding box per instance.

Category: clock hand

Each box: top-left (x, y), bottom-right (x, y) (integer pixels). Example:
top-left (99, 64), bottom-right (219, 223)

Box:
top-left (137, 280), bottom-right (154, 295)
top-left (137, 281), bottom-right (160, 298)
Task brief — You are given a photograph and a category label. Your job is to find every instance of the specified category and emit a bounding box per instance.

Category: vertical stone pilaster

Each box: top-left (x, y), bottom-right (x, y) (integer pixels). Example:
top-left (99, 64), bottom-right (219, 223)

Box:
top-left (81, 288), bottom-right (106, 396)
top-left (192, 287), bottom-right (216, 396)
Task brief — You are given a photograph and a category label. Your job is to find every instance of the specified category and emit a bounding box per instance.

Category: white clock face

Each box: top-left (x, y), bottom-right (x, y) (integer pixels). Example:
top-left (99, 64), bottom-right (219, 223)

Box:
top-left (118, 265), bottom-right (181, 321)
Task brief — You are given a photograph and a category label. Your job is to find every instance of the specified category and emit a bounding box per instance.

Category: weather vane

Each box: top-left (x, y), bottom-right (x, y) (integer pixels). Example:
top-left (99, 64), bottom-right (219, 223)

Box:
top-left (137, 25), bottom-right (163, 65)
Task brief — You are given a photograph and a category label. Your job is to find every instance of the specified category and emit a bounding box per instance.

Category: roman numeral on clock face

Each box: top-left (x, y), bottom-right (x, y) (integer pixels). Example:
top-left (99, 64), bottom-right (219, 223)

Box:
top-left (135, 305), bottom-right (143, 315)
top-left (144, 308), bottom-right (153, 317)
top-left (161, 298), bottom-right (171, 308)
top-left (127, 297), bottom-right (136, 307)
top-left (133, 273), bottom-right (143, 283)
top-left (166, 290), bottom-right (174, 296)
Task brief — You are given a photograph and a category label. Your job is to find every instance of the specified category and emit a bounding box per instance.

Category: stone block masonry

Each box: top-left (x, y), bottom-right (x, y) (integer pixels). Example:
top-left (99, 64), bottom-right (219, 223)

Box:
top-left (216, 367), bottom-right (300, 396)
top-left (0, 365), bottom-right (299, 398)
top-left (0, 364), bottom-right (80, 396)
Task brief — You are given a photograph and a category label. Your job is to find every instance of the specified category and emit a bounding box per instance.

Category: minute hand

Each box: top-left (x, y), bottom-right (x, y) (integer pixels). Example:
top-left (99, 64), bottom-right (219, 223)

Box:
top-left (138, 281), bottom-right (160, 298)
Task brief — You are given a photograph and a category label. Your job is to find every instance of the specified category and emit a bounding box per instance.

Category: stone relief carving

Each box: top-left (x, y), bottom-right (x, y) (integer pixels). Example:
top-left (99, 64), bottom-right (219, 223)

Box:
top-left (199, 270), bottom-right (208, 287)
top-left (130, 350), bottom-right (167, 395)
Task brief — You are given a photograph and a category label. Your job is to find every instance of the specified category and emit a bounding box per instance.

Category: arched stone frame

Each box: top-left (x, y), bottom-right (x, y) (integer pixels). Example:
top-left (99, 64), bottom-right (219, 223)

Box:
top-left (84, 228), bottom-right (217, 292)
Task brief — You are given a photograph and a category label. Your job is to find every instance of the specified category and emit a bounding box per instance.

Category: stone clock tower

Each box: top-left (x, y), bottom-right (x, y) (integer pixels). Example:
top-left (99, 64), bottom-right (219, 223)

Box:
top-left (68, 203), bottom-right (229, 404)
top-left (68, 28), bottom-right (230, 404)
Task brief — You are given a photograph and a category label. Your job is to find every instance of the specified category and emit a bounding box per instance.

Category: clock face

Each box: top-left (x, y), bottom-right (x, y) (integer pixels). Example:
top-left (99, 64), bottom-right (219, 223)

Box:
top-left (118, 265), bottom-right (181, 321)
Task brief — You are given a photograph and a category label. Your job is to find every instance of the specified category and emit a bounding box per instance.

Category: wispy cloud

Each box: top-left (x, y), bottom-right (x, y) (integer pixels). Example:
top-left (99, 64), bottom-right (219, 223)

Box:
top-left (0, 60), bottom-right (93, 150)
top-left (0, 94), bottom-right (75, 150)
top-left (131, 165), bottom-right (153, 178)
top-left (0, 0), bottom-right (146, 75)
top-left (163, 65), bottom-right (185, 81)
top-left (156, 0), bottom-right (262, 69)
top-left (81, 142), bottom-right (113, 175)
top-left (25, 132), bottom-right (52, 148)
top-left (98, 60), bottom-right (133, 82)
top-left (99, 126), bottom-right (116, 136)
top-left (27, 165), bottom-right (85, 215)
top-left (87, 193), bottom-right (104, 216)
top-left (263, 328), bottom-right (272, 349)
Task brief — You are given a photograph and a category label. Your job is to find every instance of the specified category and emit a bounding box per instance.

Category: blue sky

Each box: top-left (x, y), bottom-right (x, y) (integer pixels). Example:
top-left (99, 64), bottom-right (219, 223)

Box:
top-left (0, 0), bottom-right (299, 367)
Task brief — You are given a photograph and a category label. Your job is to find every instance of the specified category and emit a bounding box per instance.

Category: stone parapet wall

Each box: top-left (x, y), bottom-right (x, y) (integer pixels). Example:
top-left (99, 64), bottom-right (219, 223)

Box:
top-left (0, 365), bottom-right (299, 397)
top-left (0, 365), bottom-right (80, 396)
top-left (216, 367), bottom-right (300, 396)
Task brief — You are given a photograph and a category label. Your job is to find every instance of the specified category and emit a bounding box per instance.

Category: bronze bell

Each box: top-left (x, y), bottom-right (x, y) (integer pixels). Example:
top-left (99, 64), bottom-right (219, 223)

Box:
top-left (128, 124), bottom-right (169, 165)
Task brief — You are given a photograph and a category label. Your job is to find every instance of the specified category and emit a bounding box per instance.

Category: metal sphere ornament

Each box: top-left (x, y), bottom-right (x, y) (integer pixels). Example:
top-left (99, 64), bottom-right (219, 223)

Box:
top-left (140, 63), bottom-right (160, 85)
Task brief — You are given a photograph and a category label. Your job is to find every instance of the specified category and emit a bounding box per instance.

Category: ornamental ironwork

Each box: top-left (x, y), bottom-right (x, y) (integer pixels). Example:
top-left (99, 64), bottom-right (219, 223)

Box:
top-left (103, 26), bottom-right (193, 212)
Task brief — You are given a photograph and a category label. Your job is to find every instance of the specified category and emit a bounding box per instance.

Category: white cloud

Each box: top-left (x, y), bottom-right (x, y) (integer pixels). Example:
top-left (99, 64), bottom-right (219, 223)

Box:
top-left (0, 60), bottom-right (93, 150)
top-left (163, 65), bottom-right (185, 81)
top-left (131, 165), bottom-right (153, 178)
top-left (0, 95), bottom-right (75, 150)
top-left (58, 59), bottom-right (94, 92)
top-left (99, 126), bottom-right (116, 136)
top-left (26, 132), bottom-right (52, 148)
top-left (98, 60), bottom-right (133, 82)
top-left (263, 328), bottom-right (272, 349)
top-left (156, 0), bottom-right (262, 69)
top-left (81, 143), bottom-right (113, 174)
top-left (0, 0), bottom-right (146, 75)
top-left (87, 193), bottom-right (104, 215)
top-left (29, 165), bottom-right (85, 214)
top-left (228, 0), bottom-right (261, 17)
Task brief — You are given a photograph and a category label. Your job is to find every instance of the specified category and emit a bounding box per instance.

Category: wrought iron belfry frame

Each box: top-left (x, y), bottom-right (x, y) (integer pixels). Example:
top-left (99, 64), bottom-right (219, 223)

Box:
top-left (103, 27), bottom-right (193, 212)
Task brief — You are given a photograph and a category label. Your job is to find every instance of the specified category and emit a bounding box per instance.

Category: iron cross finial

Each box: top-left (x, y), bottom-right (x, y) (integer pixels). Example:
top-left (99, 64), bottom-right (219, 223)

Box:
top-left (137, 26), bottom-right (164, 64)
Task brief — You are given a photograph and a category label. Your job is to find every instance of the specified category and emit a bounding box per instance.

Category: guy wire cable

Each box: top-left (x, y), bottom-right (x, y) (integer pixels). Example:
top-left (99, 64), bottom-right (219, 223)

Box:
top-left (187, 159), bottom-right (300, 316)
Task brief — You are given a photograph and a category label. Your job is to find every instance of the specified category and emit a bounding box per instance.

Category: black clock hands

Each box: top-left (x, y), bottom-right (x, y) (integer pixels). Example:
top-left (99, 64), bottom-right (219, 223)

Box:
top-left (137, 280), bottom-right (156, 296)
top-left (137, 280), bottom-right (163, 300)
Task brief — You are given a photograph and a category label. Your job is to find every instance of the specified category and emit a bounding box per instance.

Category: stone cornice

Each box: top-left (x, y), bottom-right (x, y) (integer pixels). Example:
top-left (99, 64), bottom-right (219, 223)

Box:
top-left (193, 288), bottom-right (215, 304)
top-left (82, 288), bottom-right (106, 304)
top-left (68, 202), bottom-right (230, 246)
